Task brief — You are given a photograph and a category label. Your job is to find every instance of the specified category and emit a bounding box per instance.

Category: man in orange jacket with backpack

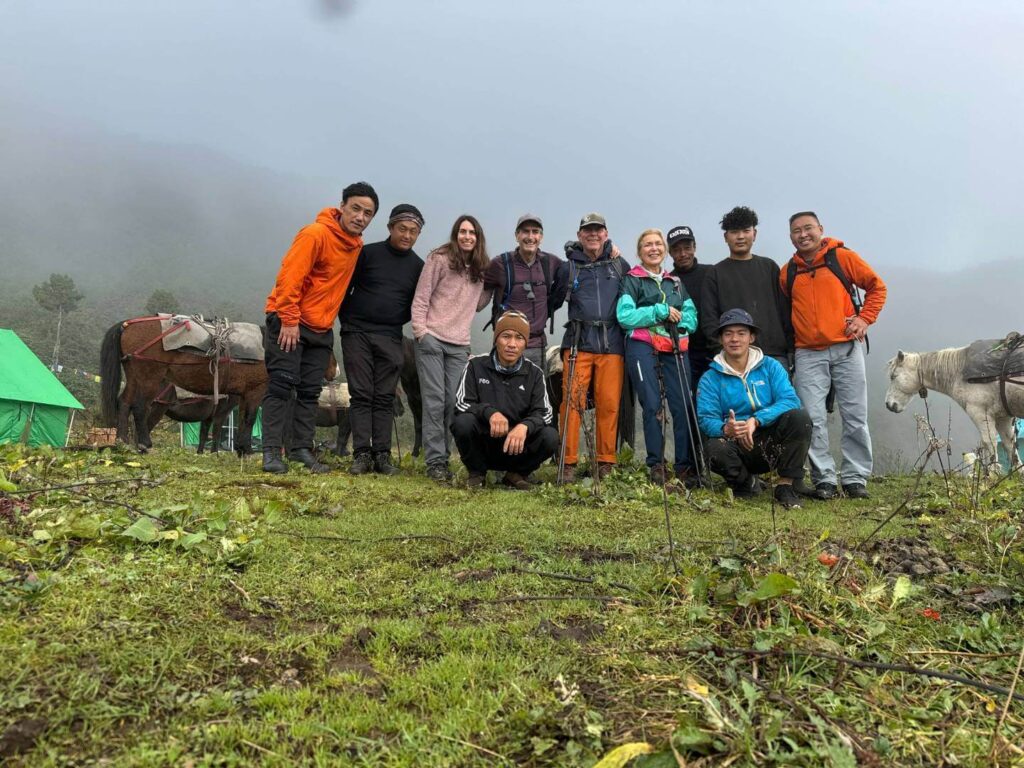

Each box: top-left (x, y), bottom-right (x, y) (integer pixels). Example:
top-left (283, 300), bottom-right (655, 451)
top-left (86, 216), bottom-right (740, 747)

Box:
top-left (780, 211), bottom-right (887, 500)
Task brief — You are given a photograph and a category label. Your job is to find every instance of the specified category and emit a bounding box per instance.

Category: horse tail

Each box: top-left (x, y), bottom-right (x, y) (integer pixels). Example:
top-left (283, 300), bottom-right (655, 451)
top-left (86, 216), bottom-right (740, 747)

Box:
top-left (100, 322), bottom-right (124, 427)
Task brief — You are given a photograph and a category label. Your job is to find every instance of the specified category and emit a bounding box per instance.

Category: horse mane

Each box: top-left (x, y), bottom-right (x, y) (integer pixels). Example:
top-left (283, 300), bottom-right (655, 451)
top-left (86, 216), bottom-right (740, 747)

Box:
top-left (915, 345), bottom-right (969, 388)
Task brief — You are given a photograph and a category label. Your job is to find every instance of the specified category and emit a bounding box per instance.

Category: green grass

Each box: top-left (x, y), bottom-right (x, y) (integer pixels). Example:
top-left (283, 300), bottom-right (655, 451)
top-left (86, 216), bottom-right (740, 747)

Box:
top-left (1, 444), bottom-right (1023, 766)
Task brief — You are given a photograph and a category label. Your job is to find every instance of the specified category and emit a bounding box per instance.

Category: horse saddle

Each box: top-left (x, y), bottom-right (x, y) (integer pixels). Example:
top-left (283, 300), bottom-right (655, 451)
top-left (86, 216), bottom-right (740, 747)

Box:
top-left (963, 333), bottom-right (1024, 383)
top-left (159, 314), bottom-right (265, 362)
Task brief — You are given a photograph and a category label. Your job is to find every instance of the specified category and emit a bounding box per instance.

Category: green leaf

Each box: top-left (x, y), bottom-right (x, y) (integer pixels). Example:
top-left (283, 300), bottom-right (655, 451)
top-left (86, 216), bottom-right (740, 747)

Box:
top-left (179, 531), bottom-right (208, 551)
top-left (122, 517), bottom-right (160, 543)
top-left (0, 478), bottom-right (17, 492)
top-left (68, 516), bottom-right (101, 539)
top-left (891, 575), bottom-right (912, 608)
top-left (592, 742), bottom-right (654, 767)
top-left (739, 573), bottom-right (799, 605)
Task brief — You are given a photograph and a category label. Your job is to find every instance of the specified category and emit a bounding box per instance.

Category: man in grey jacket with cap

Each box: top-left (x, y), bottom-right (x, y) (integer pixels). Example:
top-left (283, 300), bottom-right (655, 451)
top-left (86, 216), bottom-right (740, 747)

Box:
top-left (479, 214), bottom-right (562, 370)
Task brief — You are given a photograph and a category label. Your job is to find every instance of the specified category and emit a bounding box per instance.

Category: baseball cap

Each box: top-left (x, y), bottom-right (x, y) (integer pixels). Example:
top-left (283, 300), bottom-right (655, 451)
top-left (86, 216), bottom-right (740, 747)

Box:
top-left (579, 212), bottom-right (607, 229)
top-left (715, 308), bottom-right (760, 336)
top-left (516, 213), bottom-right (543, 231)
top-left (667, 225), bottom-right (696, 247)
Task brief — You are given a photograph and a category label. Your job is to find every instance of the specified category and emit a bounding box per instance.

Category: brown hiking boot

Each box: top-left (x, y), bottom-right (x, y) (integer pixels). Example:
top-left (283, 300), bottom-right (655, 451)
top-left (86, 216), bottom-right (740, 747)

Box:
top-left (466, 472), bottom-right (486, 489)
top-left (649, 464), bottom-right (669, 484)
top-left (557, 464), bottom-right (576, 484)
top-left (503, 472), bottom-right (532, 491)
top-left (598, 463), bottom-right (615, 480)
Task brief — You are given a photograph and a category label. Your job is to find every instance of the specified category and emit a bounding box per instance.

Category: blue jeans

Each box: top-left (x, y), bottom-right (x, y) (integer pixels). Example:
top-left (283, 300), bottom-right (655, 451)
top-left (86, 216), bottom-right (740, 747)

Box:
top-left (625, 338), bottom-right (693, 469)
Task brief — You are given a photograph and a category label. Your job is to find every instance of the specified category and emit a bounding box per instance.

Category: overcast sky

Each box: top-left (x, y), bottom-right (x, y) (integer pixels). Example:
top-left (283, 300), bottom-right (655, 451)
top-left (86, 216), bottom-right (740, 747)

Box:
top-left (3, 0), bottom-right (1023, 269)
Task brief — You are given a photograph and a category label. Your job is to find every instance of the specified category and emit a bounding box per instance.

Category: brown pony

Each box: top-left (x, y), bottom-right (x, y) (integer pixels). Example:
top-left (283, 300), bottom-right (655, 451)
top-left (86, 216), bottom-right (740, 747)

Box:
top-left (100, 316), bottom-right (338, 453)
top-left (146, 382), bottom-right (240, 453)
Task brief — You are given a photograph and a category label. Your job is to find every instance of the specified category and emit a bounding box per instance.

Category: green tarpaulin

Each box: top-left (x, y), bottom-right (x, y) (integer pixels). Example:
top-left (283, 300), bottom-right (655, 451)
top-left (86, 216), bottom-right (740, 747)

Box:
top-left (182, 407), bottom-right (262, 451)
top-left (0, 329), bottom-right (84, 447)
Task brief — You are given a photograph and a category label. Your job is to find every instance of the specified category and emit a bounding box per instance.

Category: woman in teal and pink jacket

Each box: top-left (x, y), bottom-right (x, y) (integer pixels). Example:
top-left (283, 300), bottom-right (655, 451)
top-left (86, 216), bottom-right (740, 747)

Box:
top-left (616, 228), bottom-right (698, 486)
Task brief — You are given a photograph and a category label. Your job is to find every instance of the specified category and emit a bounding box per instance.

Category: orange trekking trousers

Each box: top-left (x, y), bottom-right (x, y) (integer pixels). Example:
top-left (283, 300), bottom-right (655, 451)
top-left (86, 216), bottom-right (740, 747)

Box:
top-left (559, 351), bottom-right (624, 465)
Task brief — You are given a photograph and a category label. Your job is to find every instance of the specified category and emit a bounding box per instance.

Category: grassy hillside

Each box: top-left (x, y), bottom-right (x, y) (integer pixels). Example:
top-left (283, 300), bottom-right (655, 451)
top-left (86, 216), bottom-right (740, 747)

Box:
top-left (2, 443), bottom-right (1022, 766)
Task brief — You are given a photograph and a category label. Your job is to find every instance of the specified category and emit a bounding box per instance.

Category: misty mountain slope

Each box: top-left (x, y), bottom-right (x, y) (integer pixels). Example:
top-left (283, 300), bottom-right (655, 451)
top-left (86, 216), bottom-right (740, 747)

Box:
top-left (0, 105), bottom-right (329, 309)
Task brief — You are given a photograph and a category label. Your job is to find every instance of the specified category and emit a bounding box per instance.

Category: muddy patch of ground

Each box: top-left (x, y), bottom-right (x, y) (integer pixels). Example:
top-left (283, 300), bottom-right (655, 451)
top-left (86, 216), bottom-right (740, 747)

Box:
top-left (537, 617), bottom-right (605, 644)
top-left (0, 717), bottom-right (48, 758)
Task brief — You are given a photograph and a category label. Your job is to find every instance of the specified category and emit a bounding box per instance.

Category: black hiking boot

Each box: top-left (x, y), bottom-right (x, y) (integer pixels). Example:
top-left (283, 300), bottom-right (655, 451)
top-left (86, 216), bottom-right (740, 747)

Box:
top-left (262, 448), bottom-right (287, 474)
top-left (733, 474), bottom-right (766, 499)
top-left (842, 483), bottom-right (870, 499)
top-left (288, 448), bottom-right (330, 474)
top-left (349, 452), bottom-right (374, 476)
top-left (774, 484), bottom-right (802, 509)
top-left (813, 482), bottom-right (839, 500)
top-left (373, 451), bottom-right (400, 476)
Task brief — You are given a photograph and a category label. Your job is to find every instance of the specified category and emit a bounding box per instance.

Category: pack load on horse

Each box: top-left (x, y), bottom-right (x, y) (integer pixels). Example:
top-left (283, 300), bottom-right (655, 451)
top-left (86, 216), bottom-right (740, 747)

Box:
top-left (100, 314), bottom-right (269, 453)
top-left (885, 332), bottom-right (1024, 470)
top-left (146, 382), bottom-right (240, 453)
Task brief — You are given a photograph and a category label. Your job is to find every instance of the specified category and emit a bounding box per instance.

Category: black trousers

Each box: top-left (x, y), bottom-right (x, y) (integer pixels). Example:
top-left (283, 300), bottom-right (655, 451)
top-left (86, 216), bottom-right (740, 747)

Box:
top-left (341, 331), bottom-right (404, 454)
top-left (704, 408), bottom-right (812, 489)
top-left (451, 412), bottom-right (559, 475)
top-left (261, 313), bottom-right (334, 450)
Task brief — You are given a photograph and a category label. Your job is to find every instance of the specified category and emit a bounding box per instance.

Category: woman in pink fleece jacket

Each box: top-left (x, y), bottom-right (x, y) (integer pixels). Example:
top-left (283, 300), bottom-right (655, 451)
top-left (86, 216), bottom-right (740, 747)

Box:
top-left (411, 214), bottom-right (488, 481)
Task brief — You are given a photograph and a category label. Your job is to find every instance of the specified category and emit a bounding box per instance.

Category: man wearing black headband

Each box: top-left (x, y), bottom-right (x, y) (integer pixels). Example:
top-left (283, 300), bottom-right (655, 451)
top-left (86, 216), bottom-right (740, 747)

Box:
top-left (339, 203), bottom-right (426, 476)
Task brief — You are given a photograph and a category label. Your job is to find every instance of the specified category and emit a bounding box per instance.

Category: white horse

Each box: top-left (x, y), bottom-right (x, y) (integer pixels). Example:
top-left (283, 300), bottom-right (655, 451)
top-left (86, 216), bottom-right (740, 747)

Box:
top-left (884, 347), bottom-right (1023, 468)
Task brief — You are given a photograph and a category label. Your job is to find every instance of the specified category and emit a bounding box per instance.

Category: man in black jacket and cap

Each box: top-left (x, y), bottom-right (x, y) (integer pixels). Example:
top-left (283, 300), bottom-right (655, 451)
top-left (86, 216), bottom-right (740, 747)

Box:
top-left (339, 203), bottom-right (425, 476)
top-left (452, 310), bottom-right (559, 489)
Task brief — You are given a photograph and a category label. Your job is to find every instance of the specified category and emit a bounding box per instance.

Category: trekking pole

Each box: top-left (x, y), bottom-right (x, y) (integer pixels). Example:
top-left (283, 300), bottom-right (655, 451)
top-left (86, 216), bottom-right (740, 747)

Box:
top-left (653, 352), bottom-right (680, 575)
top-left (557, 321), bottom-right (583, 484)
top-left (668, 325), bottom-right (709, 488)
top-left (394, 413), bottom-right (403, 466)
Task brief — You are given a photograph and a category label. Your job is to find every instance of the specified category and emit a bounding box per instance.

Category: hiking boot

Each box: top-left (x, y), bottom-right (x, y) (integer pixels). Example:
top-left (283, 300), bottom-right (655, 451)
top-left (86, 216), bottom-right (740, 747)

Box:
top-left (675, 466), bottom-right (700, 488)
top-left (373, 451), bottom-right (400, 476)
top-left (649, 464), bottom-right (669, 484)
top-left (503, 472), bottom-right (532, 491)
top-left (262, 448), bottom-right (287, 474)
top-left (467, 472), bottom-right (486, 489)
top-left (774, 484), bottom-right (802, 509)
top-left (349, 452), bottom-right (374, 476)
top-left (813, 482), bottom-right (838, 500)
top-left (843, 483), bottom-right (870, 499)
top-left (793, 477), bottom-right (817, 498)
top-left (288, 448), bottom-right (330, 474)
top-left (598, 463), bottom-right (615, 480)
top-left (557, 464), bottom-right (577, 485)
top-left (426, 463), bottom-right (451, 483)
top-left (733, 474), bottom-right (766, 498)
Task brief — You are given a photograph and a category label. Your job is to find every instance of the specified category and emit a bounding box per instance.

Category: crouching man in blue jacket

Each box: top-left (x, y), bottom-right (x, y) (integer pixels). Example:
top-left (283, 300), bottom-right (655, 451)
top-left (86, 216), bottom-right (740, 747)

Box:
top-left (452, 310), bottom-right (559, 490)
top-left (696, 308), bottom-right (812, 509)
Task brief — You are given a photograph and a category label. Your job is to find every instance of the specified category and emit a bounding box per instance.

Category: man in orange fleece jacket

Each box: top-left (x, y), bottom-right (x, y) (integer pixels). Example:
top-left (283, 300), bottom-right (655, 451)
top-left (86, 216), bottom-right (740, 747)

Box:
top-left (262, 181), bottom-right (378, 474)
top-left (780, 211), bottom-right (887, 500)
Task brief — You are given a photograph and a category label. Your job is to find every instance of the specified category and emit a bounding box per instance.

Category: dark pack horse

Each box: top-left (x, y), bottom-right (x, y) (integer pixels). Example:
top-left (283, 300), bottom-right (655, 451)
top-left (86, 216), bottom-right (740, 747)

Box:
top-left (147, 383), bottom-right (240, 453)
top-left (101, 316), bottom-right (270, 453)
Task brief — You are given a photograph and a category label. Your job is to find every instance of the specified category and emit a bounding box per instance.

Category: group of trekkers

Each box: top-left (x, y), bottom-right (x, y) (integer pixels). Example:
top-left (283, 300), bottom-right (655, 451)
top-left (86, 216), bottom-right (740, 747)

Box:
top-left (260, 181), bottom-right (887, 509)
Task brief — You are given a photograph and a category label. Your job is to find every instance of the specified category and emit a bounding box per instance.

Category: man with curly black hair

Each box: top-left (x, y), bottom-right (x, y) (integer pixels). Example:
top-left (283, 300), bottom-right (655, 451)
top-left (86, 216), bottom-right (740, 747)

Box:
top-left (700, 206), bottom-right (794, 369)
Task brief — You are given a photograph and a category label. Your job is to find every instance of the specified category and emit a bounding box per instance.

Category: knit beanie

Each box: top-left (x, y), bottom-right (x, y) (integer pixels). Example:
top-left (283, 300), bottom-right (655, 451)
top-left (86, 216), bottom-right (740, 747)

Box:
top-left (494, 310), bottom-right (530, 342)
top-left (388, 203), bottom-right (425, 228)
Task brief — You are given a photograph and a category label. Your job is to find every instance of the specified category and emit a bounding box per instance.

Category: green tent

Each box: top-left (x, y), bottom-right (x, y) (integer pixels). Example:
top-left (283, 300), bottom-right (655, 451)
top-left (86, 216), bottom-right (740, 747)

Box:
top-left (0, 329), bottom-right (84, 447)
top-left (181, 407), bottom-right (262, 451)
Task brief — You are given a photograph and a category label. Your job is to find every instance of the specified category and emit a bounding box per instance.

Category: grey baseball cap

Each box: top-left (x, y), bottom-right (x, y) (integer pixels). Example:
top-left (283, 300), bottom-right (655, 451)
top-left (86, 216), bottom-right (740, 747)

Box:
top-left (578, 212), bottom-right (607, 229)
top-left (516, 213), bottom-right (543, 231)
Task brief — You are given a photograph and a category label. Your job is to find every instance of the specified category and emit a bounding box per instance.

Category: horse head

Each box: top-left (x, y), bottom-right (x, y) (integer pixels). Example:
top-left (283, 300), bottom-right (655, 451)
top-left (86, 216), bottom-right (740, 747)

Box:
top-left (885, 350), bottom-right (924, 413)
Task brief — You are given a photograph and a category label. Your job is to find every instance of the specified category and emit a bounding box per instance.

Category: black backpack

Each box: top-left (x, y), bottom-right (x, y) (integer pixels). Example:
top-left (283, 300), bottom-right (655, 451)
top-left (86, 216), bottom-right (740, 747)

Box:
top-left (784, 247), bottom-right (863, 317)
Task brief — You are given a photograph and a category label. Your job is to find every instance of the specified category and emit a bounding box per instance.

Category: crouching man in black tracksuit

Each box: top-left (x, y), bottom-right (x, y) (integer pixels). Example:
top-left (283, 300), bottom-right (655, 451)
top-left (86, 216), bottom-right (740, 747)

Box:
top-left (452, 310), bottom-right (559, 489)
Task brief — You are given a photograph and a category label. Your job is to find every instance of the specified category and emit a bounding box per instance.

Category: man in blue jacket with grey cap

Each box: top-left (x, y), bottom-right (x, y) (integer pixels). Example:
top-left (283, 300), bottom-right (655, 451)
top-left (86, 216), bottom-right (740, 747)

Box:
top-left (696, 308), bottom-right (812, 508)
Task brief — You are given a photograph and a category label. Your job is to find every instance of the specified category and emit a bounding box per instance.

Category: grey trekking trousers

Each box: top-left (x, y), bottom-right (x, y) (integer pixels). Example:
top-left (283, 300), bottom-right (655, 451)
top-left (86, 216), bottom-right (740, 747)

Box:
top-left (415, 333), bottom-right (470, 468)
